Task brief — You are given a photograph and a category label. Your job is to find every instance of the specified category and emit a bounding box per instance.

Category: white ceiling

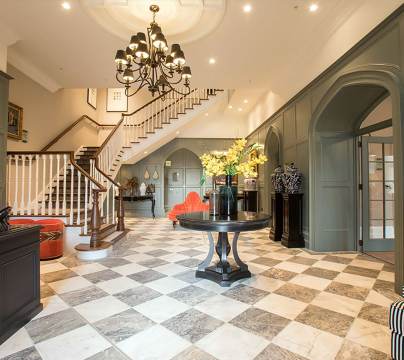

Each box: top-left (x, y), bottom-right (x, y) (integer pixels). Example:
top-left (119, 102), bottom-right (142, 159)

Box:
top-left (1, 0), bottom-right (402, 107)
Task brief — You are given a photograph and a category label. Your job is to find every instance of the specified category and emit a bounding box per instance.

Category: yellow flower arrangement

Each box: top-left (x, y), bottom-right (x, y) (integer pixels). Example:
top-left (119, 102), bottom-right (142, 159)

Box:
top-left (200, 138), bottom-right (268, 184)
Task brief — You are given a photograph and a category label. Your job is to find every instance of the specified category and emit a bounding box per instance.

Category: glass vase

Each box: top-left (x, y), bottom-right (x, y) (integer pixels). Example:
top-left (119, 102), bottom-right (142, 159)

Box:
top-left (219, 175), bottom-right (238, 216)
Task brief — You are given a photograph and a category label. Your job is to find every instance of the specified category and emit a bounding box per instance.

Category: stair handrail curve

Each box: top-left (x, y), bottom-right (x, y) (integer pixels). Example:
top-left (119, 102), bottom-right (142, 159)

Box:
top-left (41, 114), bottom-right (115, 152)
top-left (92, 88), bottom-right (221, 230)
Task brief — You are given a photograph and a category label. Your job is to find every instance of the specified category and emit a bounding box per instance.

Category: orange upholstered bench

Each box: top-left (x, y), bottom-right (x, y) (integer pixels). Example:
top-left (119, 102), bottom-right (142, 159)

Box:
top-left (168, 192), bottom-right (208, 228)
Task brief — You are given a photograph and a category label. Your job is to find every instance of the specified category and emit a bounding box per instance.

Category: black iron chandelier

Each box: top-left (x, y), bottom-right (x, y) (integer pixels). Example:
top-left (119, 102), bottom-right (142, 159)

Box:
top-left (114, 4), bottom-right (191, 98)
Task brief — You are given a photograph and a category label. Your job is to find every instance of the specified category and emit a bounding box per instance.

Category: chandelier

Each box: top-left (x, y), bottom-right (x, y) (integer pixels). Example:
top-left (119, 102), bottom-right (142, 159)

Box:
top-left (114, 4), bottom-right (192, 98)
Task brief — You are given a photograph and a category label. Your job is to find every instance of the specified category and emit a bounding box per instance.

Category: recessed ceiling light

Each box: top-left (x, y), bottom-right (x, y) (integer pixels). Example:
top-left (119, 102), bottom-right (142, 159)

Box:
top-left (243, 99), bottom-right (248, 104)
top-left (176, 131), bottom-right (180, 135)
top-left (205, 113), bottom-right (209, 116)
top-left (209, 58), bottom-right (216, 65)
top-left (144, 151), bottom-right (148, 154)
top-left (238, 108), bottom-right (243, 112)
top-left (61, 1), bottom-right (71, 10)
top-left (309, 3), bottom-right (319, 12)
top-left (243, 4), bottom-right (252, 13)
top-left (228, 105), bottom-right (233, 109)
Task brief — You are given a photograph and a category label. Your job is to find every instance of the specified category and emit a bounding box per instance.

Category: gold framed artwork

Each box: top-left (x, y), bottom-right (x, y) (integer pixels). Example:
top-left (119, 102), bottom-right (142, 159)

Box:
top-left (7, 102), bottom-right (23, 140)
top-left (87, 88), bottom-right (97, 109)
top-left (106, 88), bottom-right (128, 112)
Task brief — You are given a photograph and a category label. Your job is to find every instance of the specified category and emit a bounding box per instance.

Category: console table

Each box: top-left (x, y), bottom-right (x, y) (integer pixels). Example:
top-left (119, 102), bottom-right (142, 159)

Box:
top-left (119, 194), bottom-right (155, 218)
top-left (0, 226), bottom-right (43, 344)
top-left (178, 211), bottom-right (270, 286)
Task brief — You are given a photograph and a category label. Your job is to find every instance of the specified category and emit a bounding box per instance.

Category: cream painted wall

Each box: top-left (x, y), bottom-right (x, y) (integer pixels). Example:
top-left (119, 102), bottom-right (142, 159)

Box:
top-left (179, 111), bottom-right (248, 138)
top-left (7, 65), bottom-right (97, 151)
top-left (7, 65), bottom-right (155, 151)
top-left (0, 44), bottom-right (7, 73)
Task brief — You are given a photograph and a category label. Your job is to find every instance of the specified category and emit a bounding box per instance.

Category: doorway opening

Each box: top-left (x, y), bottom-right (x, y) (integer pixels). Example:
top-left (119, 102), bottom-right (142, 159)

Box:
top-left (164, 148), bottom-right (203, 212)
top-left (264, 127), bottom-right (281, 214)
top-left (357, 96), bottom-right (394, 264)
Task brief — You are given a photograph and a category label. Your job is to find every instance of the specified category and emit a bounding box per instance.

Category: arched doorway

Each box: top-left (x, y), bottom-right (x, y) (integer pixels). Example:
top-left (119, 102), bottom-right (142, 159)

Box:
top-left (264, 127), bottom-right (281, 214)
top-left (309, 67), bottom-right (404, 292)
top-left (164, 148), bottom-right (203, 211)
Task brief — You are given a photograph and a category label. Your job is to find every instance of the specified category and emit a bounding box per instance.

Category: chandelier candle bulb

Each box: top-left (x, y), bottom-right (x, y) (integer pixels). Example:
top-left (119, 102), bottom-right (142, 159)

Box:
top-left (114, 4), bottom-right (192, 97)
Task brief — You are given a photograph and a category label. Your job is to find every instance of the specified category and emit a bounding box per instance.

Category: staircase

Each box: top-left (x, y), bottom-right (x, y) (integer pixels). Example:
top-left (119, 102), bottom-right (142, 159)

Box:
top-left (6, 88), bottom-right (222, 256)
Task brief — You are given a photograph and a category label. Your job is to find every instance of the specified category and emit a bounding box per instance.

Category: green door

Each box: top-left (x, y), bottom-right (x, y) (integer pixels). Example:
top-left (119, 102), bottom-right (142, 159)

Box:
top-left (362, 137), bottom-right (394, 251)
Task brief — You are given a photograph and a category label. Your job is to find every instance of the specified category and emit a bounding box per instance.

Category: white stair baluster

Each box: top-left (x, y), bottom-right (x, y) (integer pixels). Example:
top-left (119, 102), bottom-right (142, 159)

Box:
top-left (13, 155), bottom-right (18, 214)
top-left (55, 154), bottom-right (60, 215)
top-left (48, 154), bottom-right (53, 215)
top-left (35, 155), bottom-right (39, 215)
top-left (27, 155), bottom-right (32, 215)
top-left (63, 154), bottom-right (67, 216)
top-left (106, 183), bottom-right (110, 224)
top-left (20, 155), bottom-right (25, 214)
top-left (77, 170), bottom-right (81, 225)
top-left (41, 155), bottom-right (46, 215)
top-left (70, 164), bottom-right (74, 224)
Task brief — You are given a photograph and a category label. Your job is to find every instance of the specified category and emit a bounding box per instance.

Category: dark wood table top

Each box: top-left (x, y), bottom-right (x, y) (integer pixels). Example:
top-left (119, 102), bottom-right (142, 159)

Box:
top-left (177, 211), bottom-right (270, 233)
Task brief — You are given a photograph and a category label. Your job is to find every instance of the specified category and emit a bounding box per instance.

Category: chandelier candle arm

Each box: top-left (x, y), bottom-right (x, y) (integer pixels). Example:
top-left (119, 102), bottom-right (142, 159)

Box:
top-left (114, 4), bottom-right (191, 98)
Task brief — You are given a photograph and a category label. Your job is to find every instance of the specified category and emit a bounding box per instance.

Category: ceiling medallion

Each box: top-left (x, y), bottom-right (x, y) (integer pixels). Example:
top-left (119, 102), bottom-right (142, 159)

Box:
top-left (114, 4), bottom-right (191, 98)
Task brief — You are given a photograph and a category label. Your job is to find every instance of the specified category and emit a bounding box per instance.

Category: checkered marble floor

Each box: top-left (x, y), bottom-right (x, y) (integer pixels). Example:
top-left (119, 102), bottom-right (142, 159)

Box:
top-left (0, 217), bottom-right (401, 360)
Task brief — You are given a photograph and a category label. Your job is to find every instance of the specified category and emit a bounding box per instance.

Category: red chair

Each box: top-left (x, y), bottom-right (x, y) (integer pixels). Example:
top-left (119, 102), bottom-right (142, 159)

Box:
top-left (9, 219), bottom-right (64, 260)
top-left (168, 192), bottom-right (209, 227)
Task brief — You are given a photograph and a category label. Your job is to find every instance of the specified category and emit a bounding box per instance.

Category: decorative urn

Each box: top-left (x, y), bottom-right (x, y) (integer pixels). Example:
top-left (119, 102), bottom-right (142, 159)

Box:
top-left (271, 165), bottom-right (285, 193)
top-left (282, 163), bottom-right (303, 194)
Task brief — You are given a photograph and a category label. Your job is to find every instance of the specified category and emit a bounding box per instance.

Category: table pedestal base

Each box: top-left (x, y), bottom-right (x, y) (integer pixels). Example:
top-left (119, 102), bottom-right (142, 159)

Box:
top-left (196, 232), bottom-right (251, 287)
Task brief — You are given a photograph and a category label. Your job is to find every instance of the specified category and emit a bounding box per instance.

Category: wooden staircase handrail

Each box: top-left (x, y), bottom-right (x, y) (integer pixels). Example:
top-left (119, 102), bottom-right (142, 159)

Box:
top-left (41, 115), bottom-right (115, 152)
top-left (7, 150), bottom-right (106, 192)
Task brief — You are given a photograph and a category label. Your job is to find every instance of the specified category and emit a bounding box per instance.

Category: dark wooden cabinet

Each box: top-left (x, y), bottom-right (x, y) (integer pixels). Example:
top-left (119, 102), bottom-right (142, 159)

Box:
top-left (0, 226), bottom-right (43, 344)
top-left (281, 194), bottom-right (304, 248)
top-left (269, 192), bottom-right (283, 241)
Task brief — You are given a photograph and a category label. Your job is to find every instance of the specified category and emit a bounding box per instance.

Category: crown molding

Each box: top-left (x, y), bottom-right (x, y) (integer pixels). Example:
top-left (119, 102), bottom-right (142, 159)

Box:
top-left (8, 48), bottom-right (62, 93)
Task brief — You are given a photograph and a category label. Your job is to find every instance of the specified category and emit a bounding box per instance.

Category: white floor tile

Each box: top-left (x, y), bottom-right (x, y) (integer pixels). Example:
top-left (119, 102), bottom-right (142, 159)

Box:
top-left (134, 295), bottom-right (190, 323)
top-left (40, 262), bottom-right (68, 274)
top-left (97, 277), bottom-right (140, 294)
top-left (146, 277), bottom-right (188, 294)
top-left (195, 295), bottom-right (249, 322)
top-left (74, 295), bottom-right (129, 323)
top-left (36, 325), bottom-right (110, 360)
top-left (196, 323), bottom-right (269, 360)
top-left (334, 272), bottom-right (376, 289)
top-left (311, 292), bottom-right (363, 317)
top-left (0, 328), bottom-right (33, 358)
top-left (290, 274), bottom-right (331, 291)
top-left (71, 263), bottom-right (108, 276)
top-left (255, 293), bottom-right (308, 320)
top-left (48, 276), bottom-right (93, 294)
top-left (272, 321), bottom-right (343, 360)
top-left (117, 325), bottom-right (189, 360)
top-left (34, 295), bottom-right (69, 319)
top-left (153, 263), bottom-right (189, 276)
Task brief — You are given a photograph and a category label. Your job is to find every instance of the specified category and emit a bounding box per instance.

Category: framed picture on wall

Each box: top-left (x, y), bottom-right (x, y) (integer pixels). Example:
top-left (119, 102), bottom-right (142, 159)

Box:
top-left (106, 88), bottom-right (128, 112)
top-left (7, 102), bottom-right (23, 140)
top-left (87, 88), bottom-right (97, 109)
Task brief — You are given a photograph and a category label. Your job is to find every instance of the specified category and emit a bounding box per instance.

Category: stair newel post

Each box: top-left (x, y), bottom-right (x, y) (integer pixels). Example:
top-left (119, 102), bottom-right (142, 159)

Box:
top-left (116, 187), bottom-right (125, 231)
top-left (90, 188), bottom-right (102, 248)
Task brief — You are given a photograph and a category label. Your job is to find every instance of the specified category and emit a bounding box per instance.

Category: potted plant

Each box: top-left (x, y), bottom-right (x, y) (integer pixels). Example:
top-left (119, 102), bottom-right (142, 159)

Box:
top-left (200, 138), bottom-right (267, 216)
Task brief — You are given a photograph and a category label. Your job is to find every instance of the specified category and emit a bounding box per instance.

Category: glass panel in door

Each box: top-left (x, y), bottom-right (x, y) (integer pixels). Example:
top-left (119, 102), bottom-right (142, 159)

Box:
top-left (362, 137), bottom-right (394, 251)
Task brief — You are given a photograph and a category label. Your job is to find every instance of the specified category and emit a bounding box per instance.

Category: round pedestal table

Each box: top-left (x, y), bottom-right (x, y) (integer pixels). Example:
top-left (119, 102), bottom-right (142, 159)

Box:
top-left (178, 211), bottom-right (270, 287)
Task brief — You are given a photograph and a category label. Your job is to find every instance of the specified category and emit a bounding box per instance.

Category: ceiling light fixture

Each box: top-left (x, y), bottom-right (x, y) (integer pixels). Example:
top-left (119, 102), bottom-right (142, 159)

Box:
top-left (228, 105), bottom-right (233, 109)
top-left (209, 58), bottom-right (216, 65)
top-left (243, 99), bottom-right (248, 104)
top-left (238, 108), bottom-right (243, 112)
top-left (114, 4), bottom-right (191, 98)
top-left (243, 4), bottom-right (252, 13)
top-left (61, 1), bottom-right (71, 10)
top-left (309, 3), bottom-right (319, 12)
top-left (205, 113), bottom-right (209, 116)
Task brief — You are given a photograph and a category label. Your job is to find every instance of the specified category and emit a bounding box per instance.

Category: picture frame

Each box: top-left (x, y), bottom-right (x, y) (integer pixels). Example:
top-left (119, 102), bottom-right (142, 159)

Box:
top-left (106, 88), bottom-right (128, 112)
top-left (87, 88), bottom-right (97, 109)
top-left (7, 102), bottom-right (23, 140)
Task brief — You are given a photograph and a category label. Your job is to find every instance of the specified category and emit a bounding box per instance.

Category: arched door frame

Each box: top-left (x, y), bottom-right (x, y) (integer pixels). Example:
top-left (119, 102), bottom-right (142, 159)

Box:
top-left (163, 147), bottom-right (202, 211)
top-left (264, 126), bottom-right (282, 213)
top-left (309, 65), bottom-right (404, 292)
